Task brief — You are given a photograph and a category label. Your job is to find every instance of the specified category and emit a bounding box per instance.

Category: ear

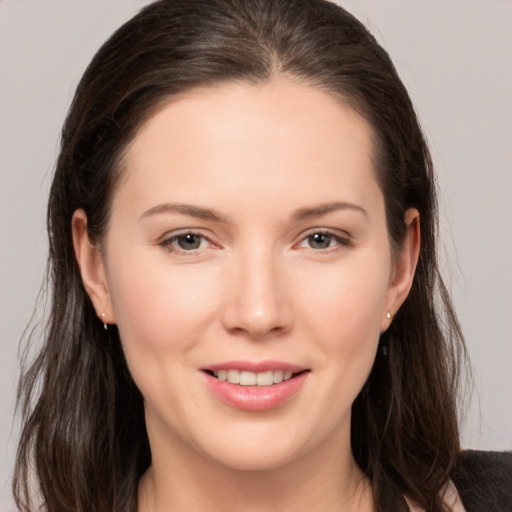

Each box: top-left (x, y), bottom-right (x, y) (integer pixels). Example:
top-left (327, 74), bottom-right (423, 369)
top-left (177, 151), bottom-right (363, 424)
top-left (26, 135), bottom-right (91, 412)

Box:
top-left (381, 208), bottom-right (420, 331)
top-left (72, 209), bottom-right (115, 325)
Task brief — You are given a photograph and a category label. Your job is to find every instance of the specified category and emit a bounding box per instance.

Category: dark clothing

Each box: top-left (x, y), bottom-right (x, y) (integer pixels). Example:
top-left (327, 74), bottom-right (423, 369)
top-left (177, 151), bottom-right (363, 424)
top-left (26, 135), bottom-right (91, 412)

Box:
top-left (453, 450), bottom-right (512, 512)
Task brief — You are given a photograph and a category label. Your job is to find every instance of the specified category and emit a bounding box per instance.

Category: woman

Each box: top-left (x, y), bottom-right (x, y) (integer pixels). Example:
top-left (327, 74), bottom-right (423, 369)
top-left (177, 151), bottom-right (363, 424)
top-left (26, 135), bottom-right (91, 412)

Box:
top-left (13, 1), bottom-right (511, 511)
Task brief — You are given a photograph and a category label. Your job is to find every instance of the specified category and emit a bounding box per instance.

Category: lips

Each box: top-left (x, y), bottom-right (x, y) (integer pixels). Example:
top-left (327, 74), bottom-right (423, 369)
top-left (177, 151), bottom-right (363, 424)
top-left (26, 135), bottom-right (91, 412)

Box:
top-left (201, 361), bottom-right (309, 411)
top-left (210, 369), bottom-right (294, 386)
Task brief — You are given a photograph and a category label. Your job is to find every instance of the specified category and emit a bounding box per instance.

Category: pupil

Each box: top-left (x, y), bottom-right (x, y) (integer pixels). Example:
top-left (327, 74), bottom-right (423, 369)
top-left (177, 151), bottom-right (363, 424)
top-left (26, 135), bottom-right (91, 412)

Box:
top-left (178, 234), bottom-right (201, 250)
top-left (310, 233), bottom-right (331, 249)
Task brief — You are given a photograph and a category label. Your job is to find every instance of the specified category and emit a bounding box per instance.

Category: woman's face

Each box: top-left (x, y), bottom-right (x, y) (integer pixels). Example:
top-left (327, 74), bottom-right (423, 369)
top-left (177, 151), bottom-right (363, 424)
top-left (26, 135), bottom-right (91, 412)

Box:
top-left (76, 78), bottom-right (417, 472)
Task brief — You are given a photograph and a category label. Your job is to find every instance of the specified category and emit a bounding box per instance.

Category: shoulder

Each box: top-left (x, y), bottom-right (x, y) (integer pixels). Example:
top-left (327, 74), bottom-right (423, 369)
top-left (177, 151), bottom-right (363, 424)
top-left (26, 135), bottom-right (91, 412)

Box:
top-left (452, 450), bottom-right (512, 512)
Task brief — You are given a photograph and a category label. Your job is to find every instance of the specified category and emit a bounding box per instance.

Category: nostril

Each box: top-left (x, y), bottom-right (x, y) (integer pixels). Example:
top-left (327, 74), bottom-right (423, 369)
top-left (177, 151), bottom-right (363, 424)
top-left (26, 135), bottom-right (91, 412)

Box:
top-left (225, 322), bottom-right (290, 340)
top-left (220, 267), bottom-right (293, 339)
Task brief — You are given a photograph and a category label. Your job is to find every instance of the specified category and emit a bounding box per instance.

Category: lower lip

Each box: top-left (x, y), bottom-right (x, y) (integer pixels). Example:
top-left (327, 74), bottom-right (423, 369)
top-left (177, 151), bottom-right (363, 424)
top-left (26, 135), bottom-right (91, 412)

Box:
top-left (203, 372), bottom-right (309, 411)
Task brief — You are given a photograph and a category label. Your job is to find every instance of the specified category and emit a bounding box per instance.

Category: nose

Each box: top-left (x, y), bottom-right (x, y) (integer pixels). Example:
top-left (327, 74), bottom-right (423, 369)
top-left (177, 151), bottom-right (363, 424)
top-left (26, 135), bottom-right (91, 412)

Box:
top-left (221, 247), bottom-right (292, 340)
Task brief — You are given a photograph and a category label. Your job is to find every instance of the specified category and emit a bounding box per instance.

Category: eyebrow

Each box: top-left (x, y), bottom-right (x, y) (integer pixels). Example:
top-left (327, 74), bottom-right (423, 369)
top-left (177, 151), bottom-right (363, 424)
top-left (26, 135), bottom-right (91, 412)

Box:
top-left (291, 201), bottom-right (368, 221)
top-left (140, 203), bottom-right (227, 222)
top-left (140, 200), bottom-right (368, 223)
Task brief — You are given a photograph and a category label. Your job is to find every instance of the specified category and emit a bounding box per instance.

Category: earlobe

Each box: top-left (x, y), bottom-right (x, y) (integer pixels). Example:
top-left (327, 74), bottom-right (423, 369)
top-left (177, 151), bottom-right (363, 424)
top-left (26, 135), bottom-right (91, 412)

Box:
top-left (382, 208), bottom-right (420, 330)
top-left (71, 209), bottom-right (114, 324)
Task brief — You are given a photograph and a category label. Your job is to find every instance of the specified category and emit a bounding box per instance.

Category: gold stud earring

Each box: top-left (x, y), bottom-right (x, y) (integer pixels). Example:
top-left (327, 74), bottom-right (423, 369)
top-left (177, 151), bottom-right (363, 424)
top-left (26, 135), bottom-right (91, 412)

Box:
top-left (386, 312), bottom-right (391, 319)
top-left (101, 313), bottom-right (108, 331)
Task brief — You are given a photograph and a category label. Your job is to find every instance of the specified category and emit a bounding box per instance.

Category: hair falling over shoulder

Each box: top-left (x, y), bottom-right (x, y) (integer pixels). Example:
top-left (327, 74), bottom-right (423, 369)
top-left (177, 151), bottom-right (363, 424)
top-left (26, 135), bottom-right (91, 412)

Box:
top-left (14, 1), bottom-right (470, 511)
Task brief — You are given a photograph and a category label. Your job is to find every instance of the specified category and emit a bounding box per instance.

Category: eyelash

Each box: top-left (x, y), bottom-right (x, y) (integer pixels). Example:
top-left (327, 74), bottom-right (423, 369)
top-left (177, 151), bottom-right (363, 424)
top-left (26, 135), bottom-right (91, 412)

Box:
top-left (159, 230), bottom-right (352, 254)
top-left (296, 230), bottom-right (352, 252)
top-left (159, 232), bottom-right (213, 253)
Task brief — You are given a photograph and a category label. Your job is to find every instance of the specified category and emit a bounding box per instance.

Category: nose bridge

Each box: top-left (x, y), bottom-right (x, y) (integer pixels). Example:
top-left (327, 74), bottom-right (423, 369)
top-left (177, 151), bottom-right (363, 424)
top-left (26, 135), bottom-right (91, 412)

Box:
top-left (223, 240), bottom-right (291, 338)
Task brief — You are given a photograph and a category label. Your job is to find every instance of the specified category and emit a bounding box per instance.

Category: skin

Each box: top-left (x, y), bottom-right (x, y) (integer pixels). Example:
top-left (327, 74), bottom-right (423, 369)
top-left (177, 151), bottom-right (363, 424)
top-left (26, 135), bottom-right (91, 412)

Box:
top-left (73, 78), bottom-right (420, 511)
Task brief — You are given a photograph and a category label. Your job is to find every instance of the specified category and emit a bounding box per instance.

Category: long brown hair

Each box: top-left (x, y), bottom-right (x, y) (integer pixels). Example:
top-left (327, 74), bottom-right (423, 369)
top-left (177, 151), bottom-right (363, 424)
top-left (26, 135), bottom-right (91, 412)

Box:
top-left (14, 1), bottom-right (468, 511)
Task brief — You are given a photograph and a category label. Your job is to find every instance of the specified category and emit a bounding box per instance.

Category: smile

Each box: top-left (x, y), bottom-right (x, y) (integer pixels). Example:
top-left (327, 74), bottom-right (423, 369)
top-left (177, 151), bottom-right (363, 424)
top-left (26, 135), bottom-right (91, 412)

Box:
top-left (202, 362), bottom-right (310, 411)
top-left (208, 369), bottom-right (296, 386)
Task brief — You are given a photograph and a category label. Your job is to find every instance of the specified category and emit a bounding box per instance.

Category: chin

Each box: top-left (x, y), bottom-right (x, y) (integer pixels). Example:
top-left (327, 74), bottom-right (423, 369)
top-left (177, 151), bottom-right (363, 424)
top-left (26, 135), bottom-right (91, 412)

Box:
top-left (205, 445), bottom-right (302, 472)
top-left (191, 421), bottom-right (321, 473)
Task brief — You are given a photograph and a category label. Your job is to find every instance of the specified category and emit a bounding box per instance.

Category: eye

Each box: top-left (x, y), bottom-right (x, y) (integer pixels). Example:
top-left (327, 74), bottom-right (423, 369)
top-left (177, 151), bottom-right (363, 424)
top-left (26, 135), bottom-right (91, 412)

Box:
top-left (297, 231), bottom-right (350, 251)
top-left (306, 232), bottom-right (334, 249)
top-left (160, 232), bottom-right (211, 252)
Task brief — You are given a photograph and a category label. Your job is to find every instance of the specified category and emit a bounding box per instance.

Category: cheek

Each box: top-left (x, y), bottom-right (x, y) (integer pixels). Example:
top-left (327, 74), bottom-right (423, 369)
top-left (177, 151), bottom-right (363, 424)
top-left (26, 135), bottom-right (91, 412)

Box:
top-left (105, 254), bottom-right (224, 422)
top-left (303, 258), bottom-right (389, 335)
top-left (296, 252), bottom-right (390, 376)
top-left (106, 248), bottom-right (220, 360)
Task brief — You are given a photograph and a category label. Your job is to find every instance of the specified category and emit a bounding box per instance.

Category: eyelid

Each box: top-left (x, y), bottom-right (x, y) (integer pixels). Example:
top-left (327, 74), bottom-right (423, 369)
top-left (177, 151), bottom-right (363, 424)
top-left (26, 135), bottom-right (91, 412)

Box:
top-left (158, 229), bottom-right (219, 253)
top-left (157, 227), bottom-right (352, 254)
top-left (294, 228), bottom-right (352, 250)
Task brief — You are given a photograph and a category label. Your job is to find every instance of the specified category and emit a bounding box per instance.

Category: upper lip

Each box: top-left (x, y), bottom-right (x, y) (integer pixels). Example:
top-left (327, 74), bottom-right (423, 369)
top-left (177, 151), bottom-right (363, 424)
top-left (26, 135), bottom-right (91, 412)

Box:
top-left (201, 360), bottom-right (308, 373)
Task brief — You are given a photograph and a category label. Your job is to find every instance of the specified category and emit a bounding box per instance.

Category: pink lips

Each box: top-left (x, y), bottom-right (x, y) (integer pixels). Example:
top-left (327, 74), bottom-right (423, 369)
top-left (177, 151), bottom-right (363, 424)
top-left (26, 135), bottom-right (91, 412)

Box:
top-left (201, 360), bottom-right (309, 411)
top-left (205, 360), bottom-right (306, 373)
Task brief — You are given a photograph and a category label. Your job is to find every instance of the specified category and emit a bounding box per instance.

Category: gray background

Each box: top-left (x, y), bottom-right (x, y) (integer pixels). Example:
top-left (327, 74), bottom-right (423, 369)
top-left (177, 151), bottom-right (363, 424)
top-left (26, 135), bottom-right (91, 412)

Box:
top-left (1, 1), bottom-right (510, 509)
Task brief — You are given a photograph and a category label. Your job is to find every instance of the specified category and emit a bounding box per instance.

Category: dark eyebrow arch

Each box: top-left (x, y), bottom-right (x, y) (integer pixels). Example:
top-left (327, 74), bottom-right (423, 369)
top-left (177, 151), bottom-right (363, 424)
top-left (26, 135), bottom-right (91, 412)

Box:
top-left (140, 203), bottom-right (227, 222)
top-left (141, 201), bottom-right (366, 223)
top-left (292, 201), bottom-right (368, 221)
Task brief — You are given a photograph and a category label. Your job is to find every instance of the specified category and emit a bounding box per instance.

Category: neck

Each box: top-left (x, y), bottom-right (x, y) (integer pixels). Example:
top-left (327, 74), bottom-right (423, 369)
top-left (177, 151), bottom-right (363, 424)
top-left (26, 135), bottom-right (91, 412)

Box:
top-left (138, 428), bottom-right (374, 512)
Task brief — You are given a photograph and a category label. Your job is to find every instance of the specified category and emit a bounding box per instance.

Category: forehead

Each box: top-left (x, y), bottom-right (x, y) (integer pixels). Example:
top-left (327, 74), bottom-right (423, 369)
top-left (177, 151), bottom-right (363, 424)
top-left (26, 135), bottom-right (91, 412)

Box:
top-left (115, 78), bottom-right (380, 218)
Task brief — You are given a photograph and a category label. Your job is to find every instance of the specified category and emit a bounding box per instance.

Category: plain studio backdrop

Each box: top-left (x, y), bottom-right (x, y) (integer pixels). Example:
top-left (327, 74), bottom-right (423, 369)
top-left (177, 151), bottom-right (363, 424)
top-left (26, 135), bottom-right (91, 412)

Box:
top-left (0, 1), bottom-right (510, 509)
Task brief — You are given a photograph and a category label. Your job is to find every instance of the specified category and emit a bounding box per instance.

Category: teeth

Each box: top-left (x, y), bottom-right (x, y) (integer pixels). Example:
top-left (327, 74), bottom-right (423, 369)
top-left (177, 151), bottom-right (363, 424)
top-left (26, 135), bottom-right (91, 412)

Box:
top-left (211, 369), bottom-right (297, 386)
top-left (273, 370), bottom-right (284, 384)
top-left (256, 370), bottom-right (274, 386)
top-left (227, 369), bottom-right (240, 384)
top-left (239, 371), bottom-right (257, 385)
